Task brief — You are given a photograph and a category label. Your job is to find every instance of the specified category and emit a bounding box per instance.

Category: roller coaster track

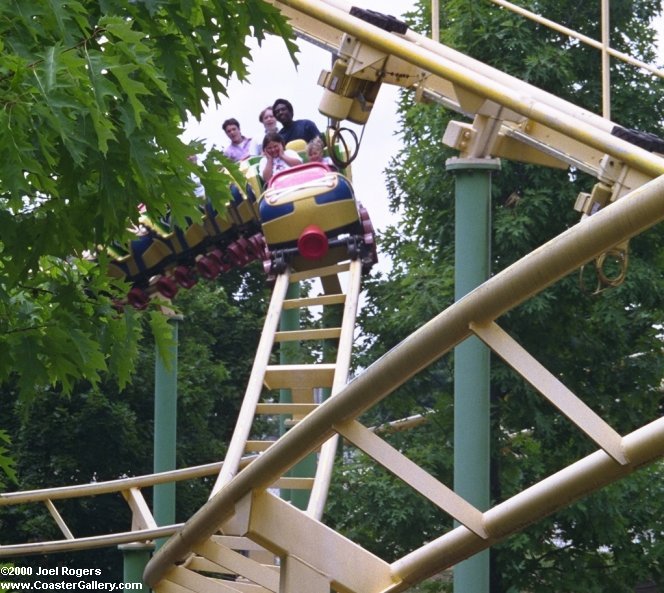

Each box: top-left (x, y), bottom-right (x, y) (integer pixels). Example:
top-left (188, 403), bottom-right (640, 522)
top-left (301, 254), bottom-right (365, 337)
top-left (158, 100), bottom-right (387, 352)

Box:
top-left (139, 175), bottom-right (664, 593)
top-left (209, 259), bottom-right (362, 508)
top-left (0, 412), bottom-right (420, 558)
top-left (2, 1), bottom-right (664, 592)
top-left (0, 463), bottom-right (220, 557)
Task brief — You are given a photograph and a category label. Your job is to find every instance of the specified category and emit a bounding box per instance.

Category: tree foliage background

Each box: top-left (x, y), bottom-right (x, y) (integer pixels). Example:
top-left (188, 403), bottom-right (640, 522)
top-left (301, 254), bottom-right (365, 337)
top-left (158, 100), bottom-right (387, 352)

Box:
top-left (0, 0), bottom-right (294, 482)
top-left (0, 270), bottom-right (269, 576)
top-left (0, 0), bottom-right (295, 397)
top-left (327, 1), bottom-right (664, 592)
top-left (0, 0), bottom-right (290, 571)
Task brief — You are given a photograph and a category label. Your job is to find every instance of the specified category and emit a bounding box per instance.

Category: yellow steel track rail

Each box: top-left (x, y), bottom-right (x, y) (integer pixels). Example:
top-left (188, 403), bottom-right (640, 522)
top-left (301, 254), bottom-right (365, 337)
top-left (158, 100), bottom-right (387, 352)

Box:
top-left (4, 3), bottom-right (664, 592)
top-left (0, 462), bottom-right (225, 557)
top-left (145, 172), bottom-right (664, 592)
top-left (270, 0), bottom-right (664, 179)
top-left (141, 2), bottom-right (664, 591)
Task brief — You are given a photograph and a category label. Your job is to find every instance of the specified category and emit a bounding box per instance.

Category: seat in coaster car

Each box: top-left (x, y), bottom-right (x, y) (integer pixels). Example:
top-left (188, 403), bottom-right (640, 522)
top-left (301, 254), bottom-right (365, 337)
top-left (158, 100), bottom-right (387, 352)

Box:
top-left (267, 162), bottom-right (334, 190)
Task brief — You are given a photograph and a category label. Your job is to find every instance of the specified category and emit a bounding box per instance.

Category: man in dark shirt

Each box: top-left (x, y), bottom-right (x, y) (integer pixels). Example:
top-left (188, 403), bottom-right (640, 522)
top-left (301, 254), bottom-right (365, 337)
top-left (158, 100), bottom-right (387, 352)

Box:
top-left (273, 98), bottom-right (322, 144)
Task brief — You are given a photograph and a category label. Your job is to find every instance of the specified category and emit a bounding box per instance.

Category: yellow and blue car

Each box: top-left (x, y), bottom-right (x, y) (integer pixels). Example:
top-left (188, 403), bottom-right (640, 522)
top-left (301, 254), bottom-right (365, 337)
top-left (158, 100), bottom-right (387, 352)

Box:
top-left (107, 145), bottom-right (377, 308)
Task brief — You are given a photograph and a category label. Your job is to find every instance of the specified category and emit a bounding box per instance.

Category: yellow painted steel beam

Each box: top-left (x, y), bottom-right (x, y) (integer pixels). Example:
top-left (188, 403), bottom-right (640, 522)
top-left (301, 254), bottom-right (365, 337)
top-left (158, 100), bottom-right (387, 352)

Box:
top-left (0, 460), bottom-right (273, 557)
top-left (268, 0), bottom-right (664, 179)
top-left (370, 412), bottom-right (432, 435)
top-left (184, 555), bottom-right (266, 578)
top-left (307, 258), bottom-right (363, 519)
top-left (273, 477), bottom-right (315, 489)
top-left (244, 490), bottom-right (398, 593)
top-left (244, 441), bottom-right (277, 452)
top-left (389, 416), bottom-right (664, 591)
top-left (211, 535), bottom-right (271, 552)
top-left (165, 566), bottom-right (246, 593)
top-left (498, 122), bottom-right (608, 175)
top-left (335, 419), bottom-right (488, 539)
top-left (488, 0), bottom-right (664, 81)
top-left (255, 403), bottom-right (318, 414)
top-left (0, 461), bottom-right (224, 505)
top-left (262, 364), bottom-right (336, 390)
top-left (0, 525), bottom-right (183, 558)
top-left (123, 487), bottom-right (159, 532)
top-left (470, 321), bottom-right (627, 464)
top-left (289, 261), bottom-right (350, 283)
top-left (273, 327), bottom-right (342, 342)
top-left (282, 293), bottom-right (346, 309)
top-left (145, 173), bottom-right (664, 589)
top-left (161, 258), bottom-right (365, 592)
top-left (192, 539), bottom-right (280, 591)
top-left (212, 271), bottom-right (292, 496)
top-left (44, 500), bottom-right (74, 540)
top-left (140, 5), bottom-right (664, 590)
top-left (280, 555), bottom-right (329, 593)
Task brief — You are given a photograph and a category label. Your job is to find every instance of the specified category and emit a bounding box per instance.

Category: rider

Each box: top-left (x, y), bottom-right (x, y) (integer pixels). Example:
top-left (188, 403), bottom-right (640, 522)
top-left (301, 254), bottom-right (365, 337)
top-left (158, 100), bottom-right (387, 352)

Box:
top-left (272, 99), bottom-right (322, 144)
top-left (259, 132), bottom-right (303, 183)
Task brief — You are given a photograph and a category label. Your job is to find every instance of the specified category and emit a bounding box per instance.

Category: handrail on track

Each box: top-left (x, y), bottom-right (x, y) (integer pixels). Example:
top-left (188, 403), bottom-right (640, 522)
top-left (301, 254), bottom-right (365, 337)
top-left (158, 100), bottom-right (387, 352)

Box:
top-left (486, 0), bottom-right (664, 121)
top-left (273, 0), bottom-right (664, 179)
top-left (0, 461), bottom-right (224, 506)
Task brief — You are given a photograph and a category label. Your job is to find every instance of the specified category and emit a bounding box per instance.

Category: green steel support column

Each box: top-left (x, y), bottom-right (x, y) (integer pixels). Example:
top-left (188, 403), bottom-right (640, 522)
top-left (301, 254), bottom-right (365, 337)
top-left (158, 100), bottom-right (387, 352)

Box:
top-left (153, 315), bottom-right (181, 548)
top-left (119, 543), bottom-right (154, 592)
top-left (447, 157), bottom-right (500, 593)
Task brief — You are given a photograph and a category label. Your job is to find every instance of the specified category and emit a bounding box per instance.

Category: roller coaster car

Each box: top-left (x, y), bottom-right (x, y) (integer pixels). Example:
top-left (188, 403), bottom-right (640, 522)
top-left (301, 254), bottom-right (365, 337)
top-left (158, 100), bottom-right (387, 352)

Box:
top-left (258, 162), bottom-right (377, 275)
top-left (108, 157), bottom-right (376, 308)
top-left (108, 184), bottom-right (267, 309)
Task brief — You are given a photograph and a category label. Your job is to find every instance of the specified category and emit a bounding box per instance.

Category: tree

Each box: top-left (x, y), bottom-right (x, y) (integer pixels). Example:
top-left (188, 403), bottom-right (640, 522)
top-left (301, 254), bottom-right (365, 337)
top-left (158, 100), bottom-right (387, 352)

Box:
top-left (329, 0), bottom-right (664, 591)
top-left (0, 266), bottom-right (269, 577)
top-left (0, 0), bottom-right (295, 390)
top-left (0, 0), bottom-right (296, 481)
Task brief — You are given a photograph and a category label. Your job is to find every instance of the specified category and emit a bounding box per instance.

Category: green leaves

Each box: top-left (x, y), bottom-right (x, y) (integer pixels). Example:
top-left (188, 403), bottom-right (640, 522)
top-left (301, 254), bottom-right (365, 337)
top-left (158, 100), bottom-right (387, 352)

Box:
top-left (0, 430), bottom-right (17, 489)
top-left (102, 16), bottom-right (170, 128)
top-left (0, 0), bottom-right (295, 399)
top-left (1, 256), bottom-right (119, 398)
top-left (0, 273), bottom-right (268, 571)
